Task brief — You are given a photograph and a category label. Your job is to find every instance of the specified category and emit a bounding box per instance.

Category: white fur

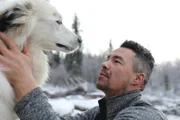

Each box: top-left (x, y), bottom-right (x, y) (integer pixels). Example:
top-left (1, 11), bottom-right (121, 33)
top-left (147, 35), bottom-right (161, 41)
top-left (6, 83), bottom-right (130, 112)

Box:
top-left (0, 0), bottom-right (79, 119)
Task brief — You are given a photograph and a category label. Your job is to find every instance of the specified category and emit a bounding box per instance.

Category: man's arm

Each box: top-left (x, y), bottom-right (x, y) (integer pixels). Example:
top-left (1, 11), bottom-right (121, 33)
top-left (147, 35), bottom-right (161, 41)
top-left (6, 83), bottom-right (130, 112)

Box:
top-left (15, 87), bottom-right (99, 120)
top-left (114, 106), bottom-right (167, 120)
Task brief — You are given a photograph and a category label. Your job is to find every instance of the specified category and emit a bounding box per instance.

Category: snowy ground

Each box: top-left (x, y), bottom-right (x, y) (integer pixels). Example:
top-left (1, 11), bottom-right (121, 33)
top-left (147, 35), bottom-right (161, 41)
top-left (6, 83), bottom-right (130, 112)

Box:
top-left (42, 85), bottom-right (180, 120)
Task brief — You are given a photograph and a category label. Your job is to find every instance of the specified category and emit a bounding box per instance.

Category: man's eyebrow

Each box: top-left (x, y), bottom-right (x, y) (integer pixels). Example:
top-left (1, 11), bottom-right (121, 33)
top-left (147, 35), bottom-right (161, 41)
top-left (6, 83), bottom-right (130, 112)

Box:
top-left (113, 55), bottom-right (125, 63)
top-left (107, 55), bottom-right (124, 63)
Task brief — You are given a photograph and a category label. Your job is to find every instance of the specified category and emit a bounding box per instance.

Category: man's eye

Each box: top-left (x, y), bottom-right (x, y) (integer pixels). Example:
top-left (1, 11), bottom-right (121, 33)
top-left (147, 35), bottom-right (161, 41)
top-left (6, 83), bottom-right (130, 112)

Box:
top-left (56, 20), bottom-right (62, 25)
top-left (106, 57), bottom-right (110, 61)
top-left (115, 60), bottom-right (121, 64)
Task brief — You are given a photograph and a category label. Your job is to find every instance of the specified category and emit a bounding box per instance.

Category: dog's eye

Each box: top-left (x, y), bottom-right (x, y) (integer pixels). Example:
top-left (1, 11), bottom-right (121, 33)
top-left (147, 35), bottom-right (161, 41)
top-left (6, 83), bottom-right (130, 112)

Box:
top-left (56, 20), bottom-right (62, 25)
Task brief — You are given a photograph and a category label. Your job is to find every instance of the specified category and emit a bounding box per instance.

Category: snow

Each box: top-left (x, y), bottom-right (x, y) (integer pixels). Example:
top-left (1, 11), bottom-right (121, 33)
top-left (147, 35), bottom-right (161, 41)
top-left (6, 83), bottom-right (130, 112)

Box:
top-left (48, 98), bottom-right (74, 116)
top-left (154, 105), bottom-right (168, 111)
top-left (41, 84), bottom-right (67, 94)
top-left (48, 95), bottom-right (100, 116)
top-left (86, 91), bottom-right (104, 96)
top-left (167, 115), bottom-right (180, 120)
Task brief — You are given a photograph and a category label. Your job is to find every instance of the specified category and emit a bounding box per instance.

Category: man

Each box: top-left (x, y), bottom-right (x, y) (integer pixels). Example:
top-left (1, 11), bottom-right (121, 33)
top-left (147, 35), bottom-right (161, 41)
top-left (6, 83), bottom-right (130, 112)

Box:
top-left (0, 32), bottom-right (167, 120)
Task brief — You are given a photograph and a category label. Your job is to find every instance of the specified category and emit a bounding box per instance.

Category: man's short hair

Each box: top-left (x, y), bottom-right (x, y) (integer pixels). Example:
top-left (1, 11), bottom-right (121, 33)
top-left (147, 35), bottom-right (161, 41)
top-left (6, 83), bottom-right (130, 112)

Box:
top-left (120, 40), bottom-right (155, 90)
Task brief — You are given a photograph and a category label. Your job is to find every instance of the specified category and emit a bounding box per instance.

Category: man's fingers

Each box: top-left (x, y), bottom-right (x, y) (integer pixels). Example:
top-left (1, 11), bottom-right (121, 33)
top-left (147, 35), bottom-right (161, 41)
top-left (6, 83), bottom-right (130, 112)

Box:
top-left (0, 41), bottom-right (11, 56)
top-left (0, 32), bottom-right (18, 51)
top-left (22, 38), bottom-right (31, 56)
top-left (0, 55), bottom-right (11, 69)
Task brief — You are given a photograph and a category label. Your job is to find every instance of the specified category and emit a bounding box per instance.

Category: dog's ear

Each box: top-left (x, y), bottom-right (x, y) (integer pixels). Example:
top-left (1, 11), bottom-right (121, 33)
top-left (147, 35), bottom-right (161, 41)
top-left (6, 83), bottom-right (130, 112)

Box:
top-left (0, 2), bottom-right (35, 50)
top-left (0, 2), bottom-right (34, 32)
top-left (0, 10), bottom-right (22, 32)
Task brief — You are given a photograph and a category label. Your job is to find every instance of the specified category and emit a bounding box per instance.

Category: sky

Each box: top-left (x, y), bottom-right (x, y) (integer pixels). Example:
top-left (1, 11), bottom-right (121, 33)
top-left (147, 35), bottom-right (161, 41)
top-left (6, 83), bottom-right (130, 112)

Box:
top-left (1, 0), bottom-right (180, 64)
top-left (50, 0), bottom-right (180, 64)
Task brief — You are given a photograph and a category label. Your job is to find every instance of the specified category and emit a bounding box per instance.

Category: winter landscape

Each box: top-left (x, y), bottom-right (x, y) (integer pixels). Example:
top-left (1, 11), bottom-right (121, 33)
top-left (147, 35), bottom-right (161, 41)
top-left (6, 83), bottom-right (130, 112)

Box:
top-left (0, 0), bottom-right (180, 119)
top-left (45, 1), bottom-right (180, 120)
top-left (44, 48), bottom-right (180, 120)
top-left (42, 13), bottom-right (180, 120)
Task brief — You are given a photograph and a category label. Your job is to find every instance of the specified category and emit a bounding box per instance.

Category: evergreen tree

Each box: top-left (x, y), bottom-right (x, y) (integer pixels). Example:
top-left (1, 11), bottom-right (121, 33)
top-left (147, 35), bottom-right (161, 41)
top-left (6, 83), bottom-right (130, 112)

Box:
top-left (164, 73), bottom-right (170, 91)
top-left (109, 39), bottom-right (113, 53)
top-left (64, 14), bottom-right (83, 76)
top-left (45, 51), bottom-right (61, 68)
top-left (72, 14), bottom-right (80, 35)
top-left (53, 51), bottom-right (61, 65)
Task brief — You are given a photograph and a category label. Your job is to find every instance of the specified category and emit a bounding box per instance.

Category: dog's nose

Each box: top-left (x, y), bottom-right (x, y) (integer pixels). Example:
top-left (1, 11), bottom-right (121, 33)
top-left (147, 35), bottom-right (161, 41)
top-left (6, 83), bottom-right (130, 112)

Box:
top-left (77, 36), bottom-right (82, 44)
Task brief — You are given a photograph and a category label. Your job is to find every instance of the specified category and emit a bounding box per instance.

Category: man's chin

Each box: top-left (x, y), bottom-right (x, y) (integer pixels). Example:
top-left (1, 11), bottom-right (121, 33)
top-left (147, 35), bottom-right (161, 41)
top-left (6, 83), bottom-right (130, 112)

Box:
top-left (96, 81), bottom-right (108, 91)
top-left (98, 75), bottom-right (108, 81)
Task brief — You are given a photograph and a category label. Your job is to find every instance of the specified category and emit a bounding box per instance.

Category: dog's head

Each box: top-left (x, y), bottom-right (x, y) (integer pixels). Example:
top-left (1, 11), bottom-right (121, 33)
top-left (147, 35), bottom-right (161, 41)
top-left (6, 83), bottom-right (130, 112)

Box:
top-left (0, 0), bottom-right (81, 53)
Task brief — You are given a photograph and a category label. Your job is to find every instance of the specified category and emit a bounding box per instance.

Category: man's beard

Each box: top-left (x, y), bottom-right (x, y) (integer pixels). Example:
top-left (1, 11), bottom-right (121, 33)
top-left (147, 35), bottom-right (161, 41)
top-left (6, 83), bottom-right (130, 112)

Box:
top-left (96, 80), bottom-right (109, 91)
top-left (96, 77), bottom-right (130, 96)
top-left (96, 70), bottom-right (111, 91)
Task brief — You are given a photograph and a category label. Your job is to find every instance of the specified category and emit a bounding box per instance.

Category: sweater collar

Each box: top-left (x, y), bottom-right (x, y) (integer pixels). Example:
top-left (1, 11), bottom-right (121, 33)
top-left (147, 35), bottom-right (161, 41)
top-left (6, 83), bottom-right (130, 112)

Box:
top-left (98, 90), bottom-right (141, 118)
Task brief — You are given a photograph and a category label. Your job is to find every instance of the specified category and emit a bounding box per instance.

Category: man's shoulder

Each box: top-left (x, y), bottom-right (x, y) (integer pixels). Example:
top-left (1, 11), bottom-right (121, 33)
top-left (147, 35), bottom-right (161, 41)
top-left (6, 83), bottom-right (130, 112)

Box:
top-left (83, 106), bottom-right (99, 115)
top-left (75, 106), bottom-right (99, 120)
top-left (115, 101), bottom-right (167, 120)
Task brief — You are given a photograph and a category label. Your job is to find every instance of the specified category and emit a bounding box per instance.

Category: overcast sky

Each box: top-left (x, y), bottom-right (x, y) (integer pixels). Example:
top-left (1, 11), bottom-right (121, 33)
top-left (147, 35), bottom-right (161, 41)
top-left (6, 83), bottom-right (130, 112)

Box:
top-left (50, 0), bottom-right (180, 64)
top-left (1, 0), bottom-right (180, 64)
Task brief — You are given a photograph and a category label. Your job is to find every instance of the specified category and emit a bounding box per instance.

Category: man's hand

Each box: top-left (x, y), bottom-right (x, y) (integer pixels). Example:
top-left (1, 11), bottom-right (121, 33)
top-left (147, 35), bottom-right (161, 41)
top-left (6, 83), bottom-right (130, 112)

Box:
top-left (0, 32), bottom-right (37, 101)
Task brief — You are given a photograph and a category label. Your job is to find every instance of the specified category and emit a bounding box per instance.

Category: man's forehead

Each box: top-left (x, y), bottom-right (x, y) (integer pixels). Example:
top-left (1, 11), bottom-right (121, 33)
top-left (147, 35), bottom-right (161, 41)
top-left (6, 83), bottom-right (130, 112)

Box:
top-left (110, 47), bottom-right (136, 58)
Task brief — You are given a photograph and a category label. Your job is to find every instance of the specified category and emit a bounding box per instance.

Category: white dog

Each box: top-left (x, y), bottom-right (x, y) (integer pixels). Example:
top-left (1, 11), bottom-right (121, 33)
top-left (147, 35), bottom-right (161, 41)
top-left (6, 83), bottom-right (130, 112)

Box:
top-left (0, 0), bottom-right (80, 120)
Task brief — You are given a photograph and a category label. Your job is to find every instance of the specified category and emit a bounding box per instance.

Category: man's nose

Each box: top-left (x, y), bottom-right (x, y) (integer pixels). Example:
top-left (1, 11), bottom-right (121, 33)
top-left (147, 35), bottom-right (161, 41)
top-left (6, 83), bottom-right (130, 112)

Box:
top-left (101, 61), bottom-right (109, 70)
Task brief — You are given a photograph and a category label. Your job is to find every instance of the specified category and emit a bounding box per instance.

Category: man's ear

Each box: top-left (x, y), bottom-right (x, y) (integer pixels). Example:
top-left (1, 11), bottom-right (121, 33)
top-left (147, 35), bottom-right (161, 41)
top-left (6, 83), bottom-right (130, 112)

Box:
top-left (132, 73), bottom-right (145, 86)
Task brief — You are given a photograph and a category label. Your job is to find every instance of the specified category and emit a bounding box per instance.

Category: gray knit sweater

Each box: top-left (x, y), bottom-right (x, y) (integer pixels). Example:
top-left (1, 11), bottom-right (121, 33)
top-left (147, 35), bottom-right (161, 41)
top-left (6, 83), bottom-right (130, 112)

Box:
top-left (14, 87), bottom-right (167, 120)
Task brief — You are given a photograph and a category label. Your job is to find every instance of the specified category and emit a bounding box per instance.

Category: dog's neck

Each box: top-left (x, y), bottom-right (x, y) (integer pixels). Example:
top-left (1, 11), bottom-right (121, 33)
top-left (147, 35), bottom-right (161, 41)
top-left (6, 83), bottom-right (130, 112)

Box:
top-left (28, 39), bottom-right (50, 86)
